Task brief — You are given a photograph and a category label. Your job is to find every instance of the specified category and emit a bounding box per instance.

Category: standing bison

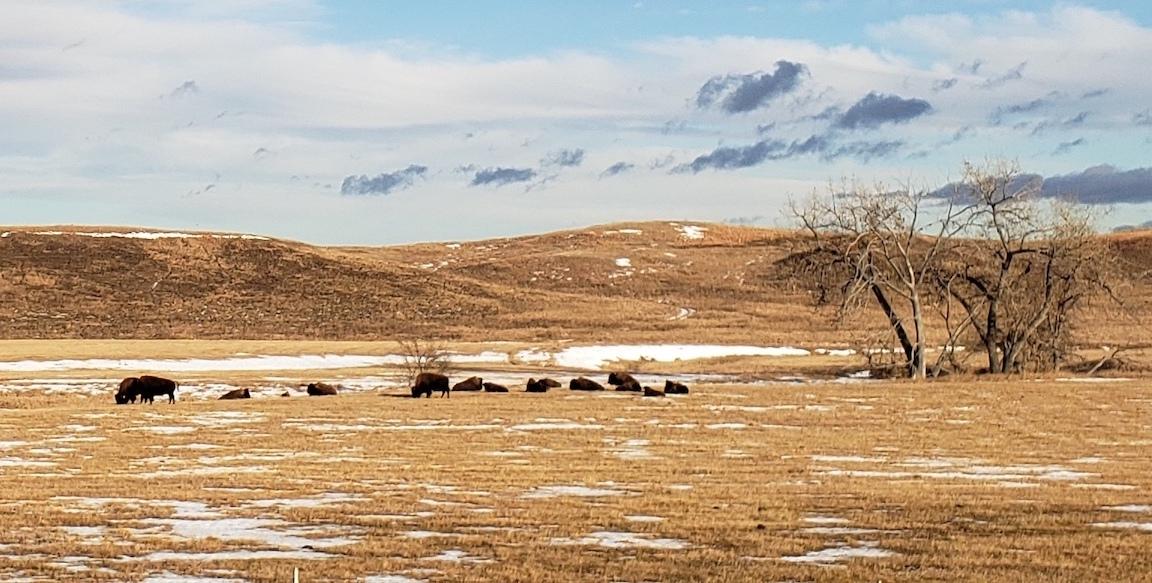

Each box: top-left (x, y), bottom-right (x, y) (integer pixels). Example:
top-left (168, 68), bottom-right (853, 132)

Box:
top-left (116, 375), bottom-right (178, 404)
top-left (412, 372), bottom-right (450, 398)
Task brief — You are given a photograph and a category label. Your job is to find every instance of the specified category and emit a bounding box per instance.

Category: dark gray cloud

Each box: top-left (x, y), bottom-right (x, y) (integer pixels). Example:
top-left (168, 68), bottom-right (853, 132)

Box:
top-left (696, 60), bottom-right (808, 114)
top-left (935, 165), bottom-right (1152, 205)
top-left (676, 133), bottom-right (902, 172)
top-left (1134, 110), bottom-right (1152, 126)
top-left (542, 148), bottom-right (585, 167)
top-left (1081, 88), bottom-right (1109, 99)
top-left (833, 92), bottom-right (932, 130)
top-left (471, 167), bottom-right (536, 186)
top-left (168, 80), bottom-right (199, 99)
top-left (341, 164), bottom-right (428, 196)
top-left (600, 162), bottom-right (635, 178)
top-left (932, 78), bottom-right (958, 92)
top-left (1053, 138), bottom-right (1086, 155)
top-left (1042, 165), bottom-right (1152, 204)
top-left (979, 61), bottom-right (1027, 89)
top-left (677, 139), bottom-right (788, 172)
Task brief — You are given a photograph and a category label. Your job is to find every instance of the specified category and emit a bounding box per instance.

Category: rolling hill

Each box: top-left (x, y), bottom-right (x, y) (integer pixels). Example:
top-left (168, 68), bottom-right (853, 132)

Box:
top-left (1, 222), bottom-right (1150, 348)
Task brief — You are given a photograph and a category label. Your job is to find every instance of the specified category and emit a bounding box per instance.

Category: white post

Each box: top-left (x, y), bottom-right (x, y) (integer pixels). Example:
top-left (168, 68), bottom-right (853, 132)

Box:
top-left (293, 567), bottom-right (299, 583)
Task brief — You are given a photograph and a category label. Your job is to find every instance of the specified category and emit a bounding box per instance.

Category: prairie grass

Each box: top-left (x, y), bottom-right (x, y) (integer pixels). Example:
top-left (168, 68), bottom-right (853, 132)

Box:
top-left (0, 376), bottom-right (1147, 581)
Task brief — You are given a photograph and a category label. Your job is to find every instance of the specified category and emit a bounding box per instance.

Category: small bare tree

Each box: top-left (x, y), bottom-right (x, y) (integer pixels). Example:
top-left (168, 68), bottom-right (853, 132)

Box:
top-left (397, 338), bottom-right (453, 383)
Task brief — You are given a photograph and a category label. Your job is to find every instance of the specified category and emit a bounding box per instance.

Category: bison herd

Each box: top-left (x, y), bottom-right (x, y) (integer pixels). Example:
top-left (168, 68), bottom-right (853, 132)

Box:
top-left (410, 371), bottom-right (689, 399)
top-left (113, 372), bottom-right (690, 404)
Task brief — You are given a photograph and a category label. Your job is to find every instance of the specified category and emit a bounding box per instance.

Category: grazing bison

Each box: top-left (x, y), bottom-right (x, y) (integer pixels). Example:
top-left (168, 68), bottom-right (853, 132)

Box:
top-left (115, 377), bottom-right (139, 404)
top-left (525, 378), bottom-right (548, 393)
top-left (218, 388), bottom-right (251, 400)
top-left (306, 382), bottom-right (338, 396)
top-left (482, 382), bottom-right (509, 393)
top-left (569, 377), bottom-right (605, 391)
top-left (608, 372), bottom-right (638, 387)
top-left (453, 376), bottom-right (484, 392)
top-left (117, 375), bottom-right (178, 404)
top-left (412, 372), bottom-right (450, 398)
top-left (664, 380), bottom-right (690, 395)
top-left (643, 386), bottom-right (666, 397)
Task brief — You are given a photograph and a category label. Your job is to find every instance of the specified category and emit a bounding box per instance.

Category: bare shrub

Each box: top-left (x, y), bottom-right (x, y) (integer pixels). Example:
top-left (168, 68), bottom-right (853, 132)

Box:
top-left (397, 338), bottom-right (453, 383)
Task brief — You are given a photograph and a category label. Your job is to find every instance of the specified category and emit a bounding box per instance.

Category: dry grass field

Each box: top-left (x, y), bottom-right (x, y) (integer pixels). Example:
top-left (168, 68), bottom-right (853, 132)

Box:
top-left (0, 373), bottom-right (1149, 582)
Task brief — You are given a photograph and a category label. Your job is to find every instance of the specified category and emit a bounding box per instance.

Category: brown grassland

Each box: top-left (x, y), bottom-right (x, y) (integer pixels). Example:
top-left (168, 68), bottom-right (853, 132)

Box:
top-left (0, 222), bottom-right (1151, 581)
top-left (0, 377), bottom-right (1149, 581)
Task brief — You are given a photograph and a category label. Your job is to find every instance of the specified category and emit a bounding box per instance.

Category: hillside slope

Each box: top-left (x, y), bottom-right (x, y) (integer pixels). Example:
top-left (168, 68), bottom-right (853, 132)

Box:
top-left (1, 223), bottom-right (1150, 346)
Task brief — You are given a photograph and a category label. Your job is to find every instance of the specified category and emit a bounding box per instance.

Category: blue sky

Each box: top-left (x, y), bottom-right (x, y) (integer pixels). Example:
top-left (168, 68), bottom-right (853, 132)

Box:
top-left (2, 1), bottom-right (1152, 243)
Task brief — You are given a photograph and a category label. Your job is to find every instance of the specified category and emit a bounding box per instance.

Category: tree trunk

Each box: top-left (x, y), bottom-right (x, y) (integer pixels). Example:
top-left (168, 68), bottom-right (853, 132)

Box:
top-left (871, 283), bottom-right (916, 375)
top-left (911, 293), bottom-right (927, 380)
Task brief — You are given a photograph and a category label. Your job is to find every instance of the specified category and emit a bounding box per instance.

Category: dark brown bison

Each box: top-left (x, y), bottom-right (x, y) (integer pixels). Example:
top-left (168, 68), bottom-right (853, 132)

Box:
top-left (219, 388), bottom-right (251, 400)
top-left (115, 377), bottom-right (139, 404)
top-left (539, 378), bottom-right (562, 389)
top-left (664, 380), bottom-right (690, 395)
top-left (569, 377), bottom-right (605, 391)
top-left (525, 378), bottom-right (548, 393)
top-left (608, 372), bottom-right (638, 387)
top-left (306, 382), bottom-right (338, 396)
top-left (614, 380), bottom-right (642, 392)
top-left (452, 376), bottom-right (483, 392)
top-left (482, 382), bottom-right (509, 393)
top-left (643, 386), bottom-right (666, 397)
top-left (412, 372), bottom-right (449, 398)
top-left (117, 375), bottom-right (178, 404)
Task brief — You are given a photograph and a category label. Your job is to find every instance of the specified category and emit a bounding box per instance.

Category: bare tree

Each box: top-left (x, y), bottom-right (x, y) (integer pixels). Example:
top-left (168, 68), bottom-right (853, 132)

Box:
top-left (789, 179), bottom-right (970, 379)
top-left (939, 161), bottom-right (1122, 373)
top-left (397, 338), bottom-right (453, 383)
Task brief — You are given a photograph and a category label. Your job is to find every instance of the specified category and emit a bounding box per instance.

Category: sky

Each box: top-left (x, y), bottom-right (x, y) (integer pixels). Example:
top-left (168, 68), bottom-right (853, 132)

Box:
top-left (3, 1), bottom-right (1152, 244)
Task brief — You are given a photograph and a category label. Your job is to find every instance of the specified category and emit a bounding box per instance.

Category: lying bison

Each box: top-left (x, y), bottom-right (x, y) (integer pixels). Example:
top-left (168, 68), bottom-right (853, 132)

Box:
top-left (412, 372), bottom-right (449, 398)
top-left (569, 377), bottom-right (605, 391)
top-left (525, 378), bottom-right (549, 393)
top-left (219, 388), bottom-right (251, 400)
top-left (453, 376), bottom-right (483, 392)
top-left (306, 382), bottom-right (338, 396)
top-left (664, 380), bottom-right (690, 395)
top-left (608, 372), bottom-right (638, 386)
top-left (482, 382), bottom-right (509, 393)
top-left (538, 378), bottom-right (562, 389)
top-left (643, 386), bottom-right (665, 397)
top-left (116, 375), bottom-right (178, 404)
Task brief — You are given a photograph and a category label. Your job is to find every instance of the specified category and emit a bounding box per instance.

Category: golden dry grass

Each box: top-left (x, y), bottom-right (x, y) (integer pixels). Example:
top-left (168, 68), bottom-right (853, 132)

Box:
top-left (0, 375), bottom-right (1148, 581)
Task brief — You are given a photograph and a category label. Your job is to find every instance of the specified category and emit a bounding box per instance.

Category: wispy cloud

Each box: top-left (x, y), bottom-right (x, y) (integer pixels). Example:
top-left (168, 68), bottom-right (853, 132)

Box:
top-left (600, 161), bottom-right (635, 178)
top-left (541, 148), bottom-right (585, 167)
top-left (1053, 138), bottom-right (1085, 155)
top-left (471, 167), bottom-right (536, 186)
top-left (341, 164), bottom-right (428, 196)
